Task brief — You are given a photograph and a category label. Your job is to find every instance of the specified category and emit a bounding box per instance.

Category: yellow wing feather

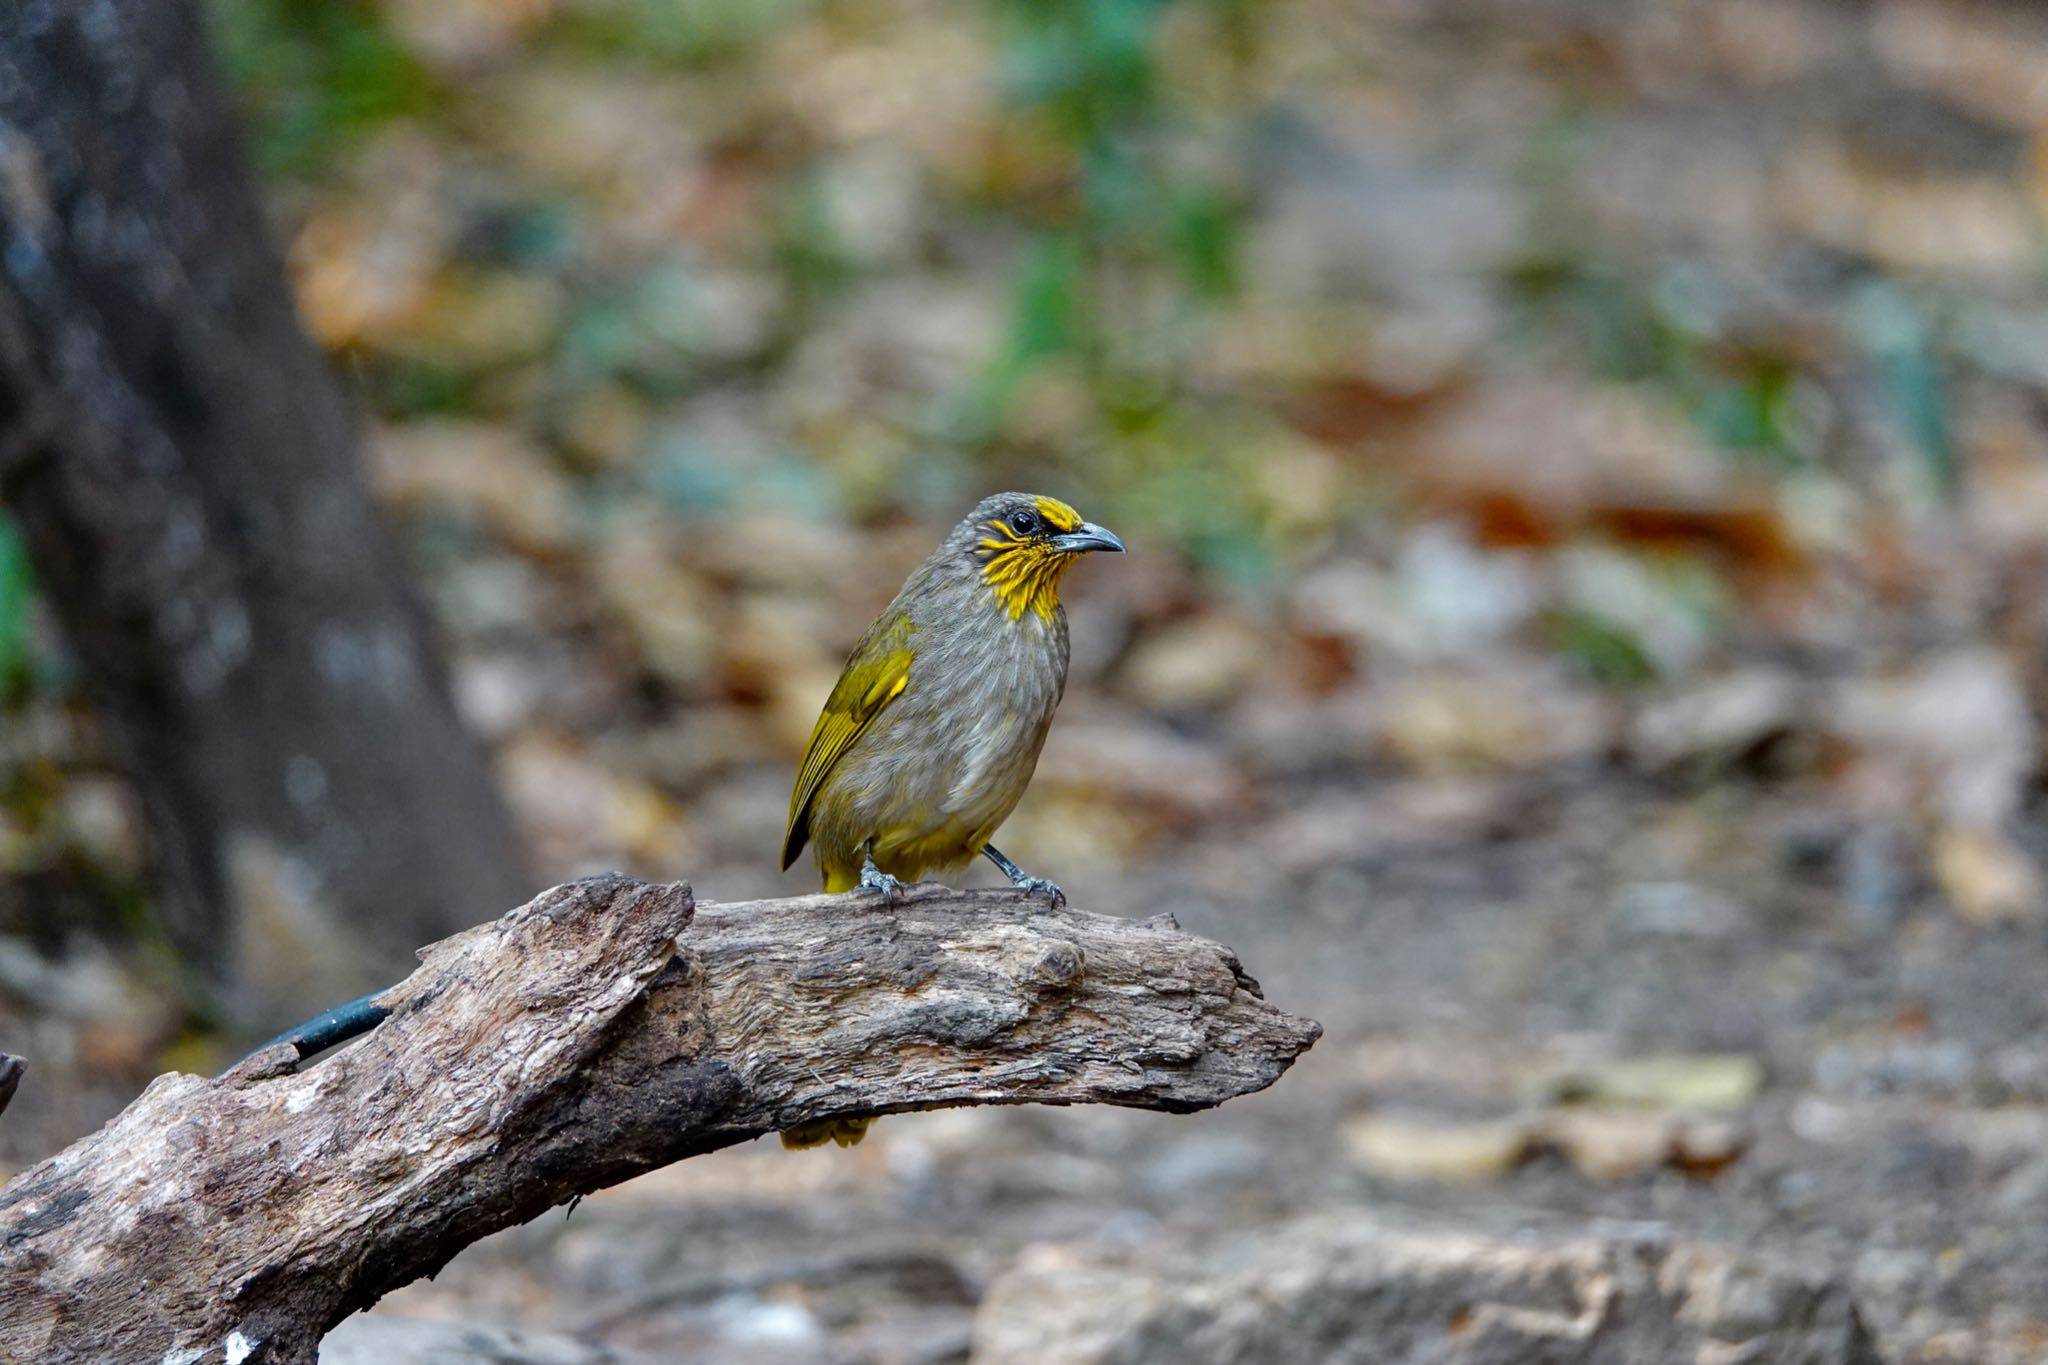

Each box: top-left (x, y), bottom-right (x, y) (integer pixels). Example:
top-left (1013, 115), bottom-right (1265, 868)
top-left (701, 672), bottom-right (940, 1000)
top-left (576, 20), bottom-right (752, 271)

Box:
top-left (781, 613), bottom-right (917, 870)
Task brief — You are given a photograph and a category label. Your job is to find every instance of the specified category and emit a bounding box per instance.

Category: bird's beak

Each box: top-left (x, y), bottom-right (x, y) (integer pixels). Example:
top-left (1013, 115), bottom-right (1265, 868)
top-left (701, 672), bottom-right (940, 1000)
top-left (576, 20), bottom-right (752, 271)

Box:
top-left (1051, 522), bottom-right (1126, 555)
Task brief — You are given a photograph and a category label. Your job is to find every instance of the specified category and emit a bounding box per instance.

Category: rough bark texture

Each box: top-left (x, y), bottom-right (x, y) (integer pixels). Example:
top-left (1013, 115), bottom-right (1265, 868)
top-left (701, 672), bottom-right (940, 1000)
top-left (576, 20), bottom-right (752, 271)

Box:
top-left (0, 0), bottom-right (527, 1024)
top-left (972, 1213), bottom-right (1884, 1365)
top-left (0, 875), bottom-right (1322, 1365)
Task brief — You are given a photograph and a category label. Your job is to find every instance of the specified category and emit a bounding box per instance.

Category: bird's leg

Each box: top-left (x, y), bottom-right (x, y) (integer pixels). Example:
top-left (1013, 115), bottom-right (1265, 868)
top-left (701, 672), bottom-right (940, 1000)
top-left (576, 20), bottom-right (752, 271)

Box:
top-left (858, 840), bottom-right (904, 902)
top-left (982, 843), bottom-right (1064, 908)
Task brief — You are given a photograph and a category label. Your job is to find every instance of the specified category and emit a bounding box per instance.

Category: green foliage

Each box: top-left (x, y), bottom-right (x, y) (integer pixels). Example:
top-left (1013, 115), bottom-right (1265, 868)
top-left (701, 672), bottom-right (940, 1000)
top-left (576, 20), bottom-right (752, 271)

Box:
top-left (1510, 122), bottom-right (1960, 506)
top-left (1843, 280), bottom-right (1957, 499)
top-left (544, 0), bottom-right (817, 69)
top-left (976, 0), bottom-right (1244, 390)
top-left (1510, 250), bottom-right (1963, 504)
top-left (962, 233), bottom-right (1090, 431)
top-left (362, 353), bottom-right (477, 420)
top-left (210, 0), bottom-right (438, 177)
top-left (0, 516), bottom-right (30, 702)
top-left (559, 262), bottom-right (717, 392)
top-left (1168, 185), bottom-right (1241, 301)
top-left (959, 0), bottom-right (1251, 572)
top-left (772, 166), bottom-right (861, 315)
top-left (1121, 430), bottom-right (1278, 585)
top-left (1506, 255), bottom-right (1811, 473)
top-left (1692, 357), bottom-right (1802, 469)
top-left (1550, 608), bottom-right (1657, 687)
top-left (997, 0), bottom-right (1171, 192)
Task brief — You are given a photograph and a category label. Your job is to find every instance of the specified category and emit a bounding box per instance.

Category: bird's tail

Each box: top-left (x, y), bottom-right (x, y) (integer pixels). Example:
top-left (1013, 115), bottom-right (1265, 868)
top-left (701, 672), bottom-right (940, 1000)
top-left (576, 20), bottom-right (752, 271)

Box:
top-left (779, 1117), bottom-right (874, 1149)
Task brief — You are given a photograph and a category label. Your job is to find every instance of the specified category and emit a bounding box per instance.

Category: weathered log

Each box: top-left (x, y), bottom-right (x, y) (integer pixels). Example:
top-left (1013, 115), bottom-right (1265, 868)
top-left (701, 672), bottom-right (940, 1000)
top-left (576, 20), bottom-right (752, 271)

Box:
top-left (0, 875), bottom-right (1321, 1365)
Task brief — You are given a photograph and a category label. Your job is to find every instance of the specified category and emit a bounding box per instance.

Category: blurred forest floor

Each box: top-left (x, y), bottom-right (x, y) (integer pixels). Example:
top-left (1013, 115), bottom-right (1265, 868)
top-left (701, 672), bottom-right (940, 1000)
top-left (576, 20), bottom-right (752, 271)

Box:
top-left (8, 0), bottom-right (2048, 1360)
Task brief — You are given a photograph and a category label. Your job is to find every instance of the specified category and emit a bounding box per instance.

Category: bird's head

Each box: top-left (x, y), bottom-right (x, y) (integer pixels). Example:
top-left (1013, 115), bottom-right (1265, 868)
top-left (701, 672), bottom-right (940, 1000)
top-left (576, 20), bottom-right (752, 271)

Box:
top-left (954, 492), bottom-right (1124, 621)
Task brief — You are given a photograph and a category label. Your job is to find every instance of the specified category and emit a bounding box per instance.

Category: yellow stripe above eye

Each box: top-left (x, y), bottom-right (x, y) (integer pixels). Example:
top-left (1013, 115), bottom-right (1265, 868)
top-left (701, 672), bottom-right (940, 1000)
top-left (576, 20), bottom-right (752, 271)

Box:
top-left (1033, 497), bottom-right (1082, 532)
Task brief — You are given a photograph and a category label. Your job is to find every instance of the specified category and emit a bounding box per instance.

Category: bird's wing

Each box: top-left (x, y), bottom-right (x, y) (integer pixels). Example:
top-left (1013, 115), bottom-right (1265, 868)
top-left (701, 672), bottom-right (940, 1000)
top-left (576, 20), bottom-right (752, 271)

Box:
top-left (781, 612), bottom-right (917, 871)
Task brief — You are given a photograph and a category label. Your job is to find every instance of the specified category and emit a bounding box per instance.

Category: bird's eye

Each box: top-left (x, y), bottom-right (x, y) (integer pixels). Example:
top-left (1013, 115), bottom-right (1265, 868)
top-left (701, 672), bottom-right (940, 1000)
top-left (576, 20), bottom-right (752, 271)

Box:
top-left (1009, 511), bottom-right (1036, 534)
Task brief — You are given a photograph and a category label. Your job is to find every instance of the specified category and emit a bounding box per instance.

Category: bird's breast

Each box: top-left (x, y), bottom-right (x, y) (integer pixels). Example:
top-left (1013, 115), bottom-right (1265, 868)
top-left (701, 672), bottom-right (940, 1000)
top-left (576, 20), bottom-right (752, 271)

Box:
top-left (825, 606), bottom-right (1068, 845)
top-left (907, 612), bottom-right (1065, 790)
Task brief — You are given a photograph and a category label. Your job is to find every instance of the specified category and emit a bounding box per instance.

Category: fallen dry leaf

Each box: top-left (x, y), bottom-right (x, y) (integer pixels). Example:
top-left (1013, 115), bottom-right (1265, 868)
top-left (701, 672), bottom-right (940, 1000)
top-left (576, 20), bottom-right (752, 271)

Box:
top-left (1119, 614), bottom-right (1274, 712)
top-left (1033, 715), bottom-right (1248, 825)
top-left (1343, 1113), bottom-right (1533, 1184)
top-left (499, 729), bottom-right (697, 876)
top-left (1630, 669), bottom-right (1804, 769)
top-left (1543, 1053), bottom-right (1765, 1112)
top-left (1542, 1108), bottom-right (1676, 1183)
top-left (593, 520), bottom-right (723, 694)
top-left (1544, 1109), bottom-right (1752, 1183)
top-left (1833, 651), bottom-right (2037, 830)
top-left (1346, 1105), bottom-right (1754, 1186)
top-left (1777, 134), bottom-right (2039, 275)
top-left (1932, 824), bottom-right (2044, 925)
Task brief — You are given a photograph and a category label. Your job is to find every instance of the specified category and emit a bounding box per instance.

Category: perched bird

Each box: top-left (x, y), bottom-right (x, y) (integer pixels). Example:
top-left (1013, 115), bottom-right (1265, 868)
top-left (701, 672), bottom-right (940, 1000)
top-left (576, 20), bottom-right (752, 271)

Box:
top-left (778, 491), bottom-right (1124, 1149)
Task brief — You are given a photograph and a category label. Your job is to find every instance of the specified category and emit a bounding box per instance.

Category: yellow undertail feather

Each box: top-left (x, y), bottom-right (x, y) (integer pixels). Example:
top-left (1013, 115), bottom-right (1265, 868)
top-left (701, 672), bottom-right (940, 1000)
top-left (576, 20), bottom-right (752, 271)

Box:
top-left (780, 1116), bottom-right (873, 1149)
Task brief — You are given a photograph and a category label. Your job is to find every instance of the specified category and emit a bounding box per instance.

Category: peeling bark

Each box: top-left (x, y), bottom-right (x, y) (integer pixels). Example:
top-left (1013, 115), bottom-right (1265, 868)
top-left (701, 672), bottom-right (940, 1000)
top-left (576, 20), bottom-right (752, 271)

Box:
top-left (0, 876), bottom-right (1322, 1365)
top-left (0, 0), bottom-right (527, 1024)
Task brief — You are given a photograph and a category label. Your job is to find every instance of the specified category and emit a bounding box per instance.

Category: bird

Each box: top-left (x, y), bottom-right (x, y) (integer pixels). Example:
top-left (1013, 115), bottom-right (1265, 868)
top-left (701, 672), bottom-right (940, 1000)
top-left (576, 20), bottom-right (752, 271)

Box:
top-left (777, 491), bottom-right (1124, 1149)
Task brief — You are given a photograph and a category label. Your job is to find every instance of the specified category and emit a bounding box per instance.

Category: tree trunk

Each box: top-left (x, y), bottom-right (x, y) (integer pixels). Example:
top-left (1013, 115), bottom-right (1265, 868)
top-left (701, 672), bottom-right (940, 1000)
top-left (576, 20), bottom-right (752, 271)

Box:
top-left (0, 0), bottom-right (528, 1027)
top-left (0, 877), bottom-right (1323, 1364)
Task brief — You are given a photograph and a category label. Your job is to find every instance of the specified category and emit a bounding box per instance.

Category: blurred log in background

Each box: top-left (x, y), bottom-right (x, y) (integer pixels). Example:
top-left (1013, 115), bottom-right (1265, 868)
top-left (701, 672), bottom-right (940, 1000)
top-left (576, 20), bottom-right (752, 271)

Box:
top-left (0, 0), bottom-right (526, 1030)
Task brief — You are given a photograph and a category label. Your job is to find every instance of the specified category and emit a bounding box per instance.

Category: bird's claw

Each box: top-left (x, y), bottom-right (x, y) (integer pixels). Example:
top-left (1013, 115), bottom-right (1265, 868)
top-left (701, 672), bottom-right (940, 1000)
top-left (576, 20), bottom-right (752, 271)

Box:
top-left (859, 857), bottom-right (904, 903)
top-left (1013, 876), bottom-right (1065, 909)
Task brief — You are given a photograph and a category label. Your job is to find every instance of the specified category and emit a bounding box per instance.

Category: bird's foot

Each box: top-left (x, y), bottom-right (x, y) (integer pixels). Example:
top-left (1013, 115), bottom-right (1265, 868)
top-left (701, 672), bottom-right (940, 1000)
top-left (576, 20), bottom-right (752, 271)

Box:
top-left (982, 843), bottom-right (1066, 909)
top-left (1011, 875), bottom-right (1065, 909)
top-left (859, 853), bottom-right (905, 903)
